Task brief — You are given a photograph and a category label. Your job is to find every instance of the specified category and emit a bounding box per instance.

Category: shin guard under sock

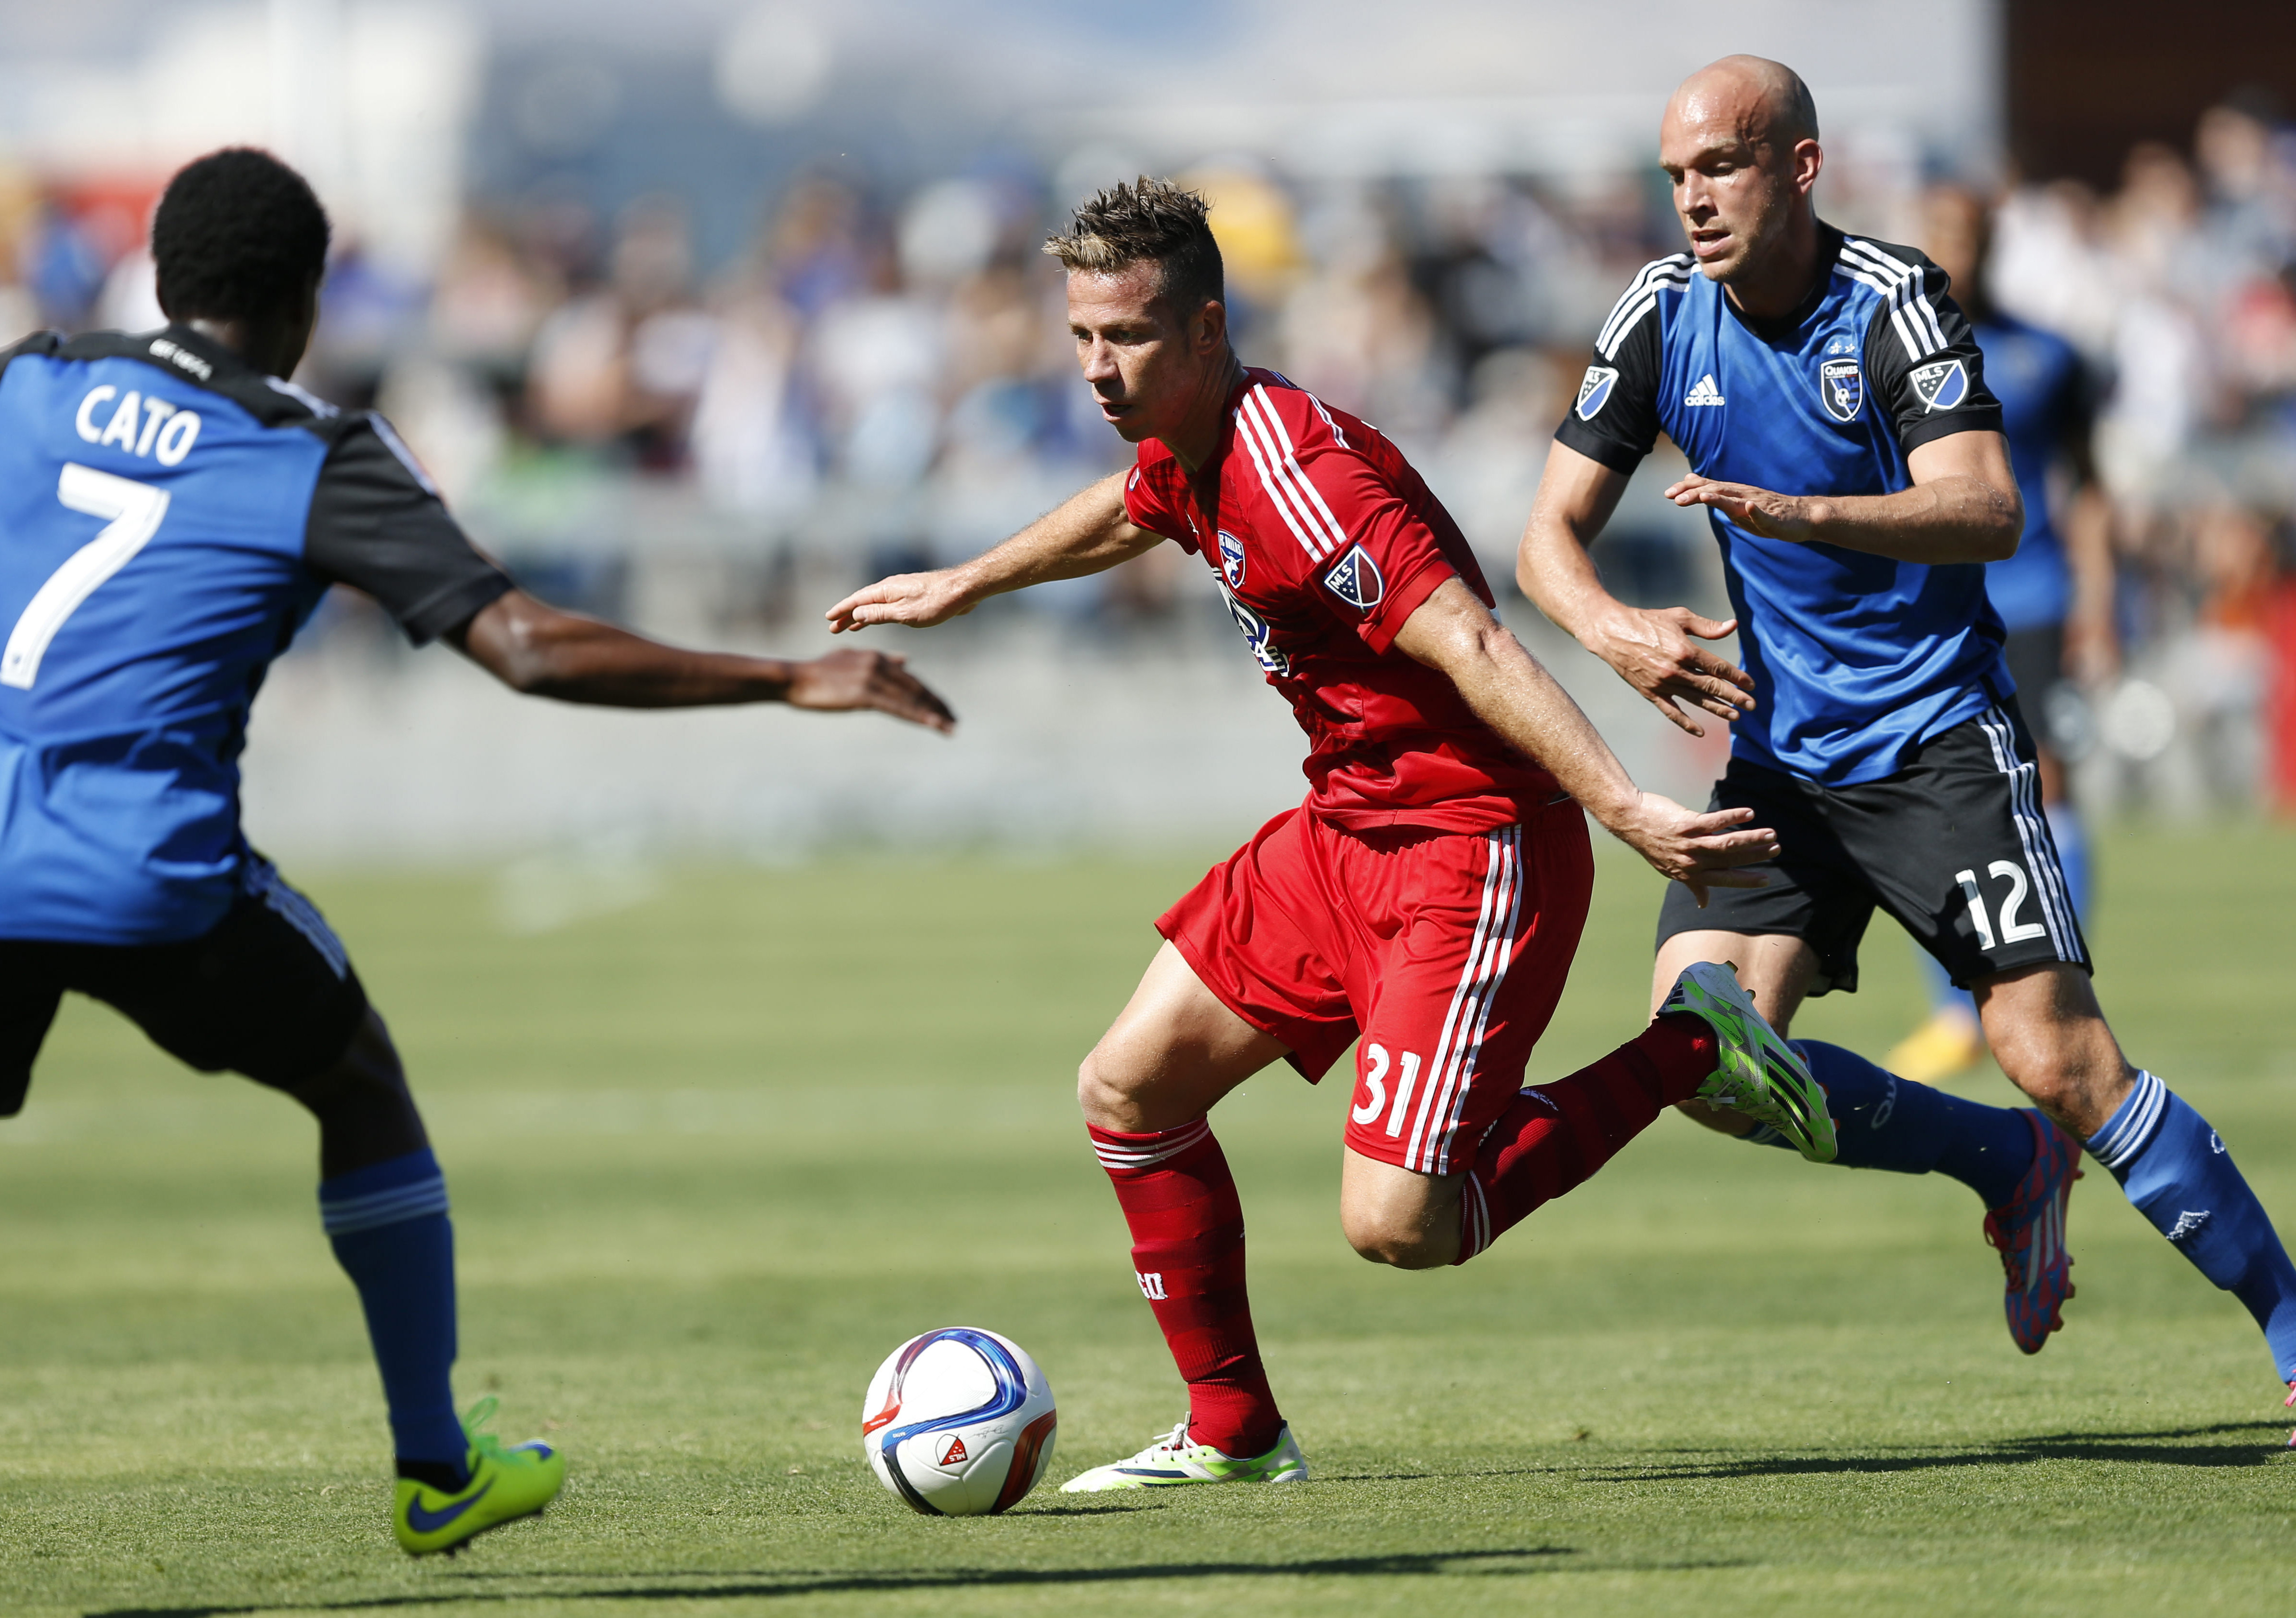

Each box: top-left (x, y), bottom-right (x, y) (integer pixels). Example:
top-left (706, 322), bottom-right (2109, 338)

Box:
top-left (320, 1147), bottom-right (466, 1480)
top-left (1744, 1041), bottom-right (2038, 1208)
top-left (1088, 1119), bottom-right (1280, 1457)
top-left (2087, 1073), bottom-right (2296, 1380)
top-left (1455, 1014), bottom-right (1715, 1262)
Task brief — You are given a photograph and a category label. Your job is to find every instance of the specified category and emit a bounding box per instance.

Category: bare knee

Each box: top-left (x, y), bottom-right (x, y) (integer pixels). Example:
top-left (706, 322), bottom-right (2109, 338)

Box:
top-left (1342, 1211), bottom-right (1451, 1270)
top-left (1650, 931), bottom-right (1815, 1032)
top-left (1978, 968), bottom-right (2132, 1136)
top-left (1077, 1046), bottom-right (1146, 1132)
top-left (1994, 1042), bottom-right (2123, 1135)
top-left (1339, 1151), bottom-right (1463, 1269)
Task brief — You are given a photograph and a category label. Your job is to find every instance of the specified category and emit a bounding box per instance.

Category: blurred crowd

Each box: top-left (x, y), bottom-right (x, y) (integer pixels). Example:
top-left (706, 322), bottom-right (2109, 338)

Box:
top-left (1983, 97), bottom-right (2296, 814)
top-left (2, 95), bottom-right (2294, 812)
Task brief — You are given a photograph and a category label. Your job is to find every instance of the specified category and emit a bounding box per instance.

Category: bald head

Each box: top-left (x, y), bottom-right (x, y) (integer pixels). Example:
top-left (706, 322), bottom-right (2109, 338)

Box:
top-left (1658, 55), bottom-right (1825, 302)
top-left (1668, 55), bottom-right (1819, 148)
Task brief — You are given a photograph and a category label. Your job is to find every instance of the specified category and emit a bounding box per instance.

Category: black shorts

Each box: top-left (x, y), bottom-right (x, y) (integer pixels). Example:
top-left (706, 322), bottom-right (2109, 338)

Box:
top-left (0, 858), bottom-right (369, 1117)
top-left (1656, 702), bottom-right (2091, 995)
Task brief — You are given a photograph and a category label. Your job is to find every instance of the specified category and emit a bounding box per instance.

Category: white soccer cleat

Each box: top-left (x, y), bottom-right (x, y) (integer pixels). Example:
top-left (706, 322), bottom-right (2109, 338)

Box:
top-left (1058, 1418), bottom-right (1307, 1492)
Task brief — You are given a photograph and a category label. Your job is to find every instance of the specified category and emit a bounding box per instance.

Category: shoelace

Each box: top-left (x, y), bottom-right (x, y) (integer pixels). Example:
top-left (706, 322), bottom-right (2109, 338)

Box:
top-left (461, 1395), bottom-right (513, 1465)
top-left (1133, 1419), bottom-right (1192, 1461)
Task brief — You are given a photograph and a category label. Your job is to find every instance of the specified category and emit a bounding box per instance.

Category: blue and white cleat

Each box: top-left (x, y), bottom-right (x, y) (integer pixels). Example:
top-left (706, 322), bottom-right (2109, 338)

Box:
top-left (1661, 960), bottom-right (1837, 1163)
top-left (1983, 1108), bottom-right (2079, 1353)
top-left (1058, 1419), bottom-right (1307, 1492)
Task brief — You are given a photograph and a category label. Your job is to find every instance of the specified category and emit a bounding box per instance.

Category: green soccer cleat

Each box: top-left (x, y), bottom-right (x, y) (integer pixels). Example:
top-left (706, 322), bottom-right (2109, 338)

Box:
top-left (1662, 960), bottom-right (1838, 1163)
top-left (1058, 1419), bottom-right (1307, 1492)
top-left (392, 1397), bottom-right (566, 1557)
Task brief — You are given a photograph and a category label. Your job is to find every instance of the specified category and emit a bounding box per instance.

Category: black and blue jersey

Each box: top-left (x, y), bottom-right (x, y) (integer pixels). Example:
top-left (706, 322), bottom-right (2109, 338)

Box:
top-left (1557, 227), bottom-right (2009, 787)
top-left (0, 325), bottom-right (510, 946)
top-left (1969, 313), bottom-right (2089, 633)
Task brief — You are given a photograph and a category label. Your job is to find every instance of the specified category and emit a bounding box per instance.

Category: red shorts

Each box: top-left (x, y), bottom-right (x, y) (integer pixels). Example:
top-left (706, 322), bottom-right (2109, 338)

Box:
top-left (1157, 797), bottom-right (1593, 1175)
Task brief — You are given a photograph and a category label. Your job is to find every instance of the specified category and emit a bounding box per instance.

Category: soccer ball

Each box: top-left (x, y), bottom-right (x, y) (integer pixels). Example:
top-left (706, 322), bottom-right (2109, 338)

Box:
top-left (861, 1327), bottom-right (1057, 1515)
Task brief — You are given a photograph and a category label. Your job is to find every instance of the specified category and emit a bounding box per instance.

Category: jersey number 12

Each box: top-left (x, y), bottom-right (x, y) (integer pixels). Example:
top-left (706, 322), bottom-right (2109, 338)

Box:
top-left (2, 463), bottom-right (171, 690)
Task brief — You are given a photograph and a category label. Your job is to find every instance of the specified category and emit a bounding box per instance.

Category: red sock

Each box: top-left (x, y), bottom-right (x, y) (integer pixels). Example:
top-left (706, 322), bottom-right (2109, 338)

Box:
top-left (1088, 1118), bottom-right (1280, 1458)
top-left (1456, 1014), bottom-right (1715, 1262)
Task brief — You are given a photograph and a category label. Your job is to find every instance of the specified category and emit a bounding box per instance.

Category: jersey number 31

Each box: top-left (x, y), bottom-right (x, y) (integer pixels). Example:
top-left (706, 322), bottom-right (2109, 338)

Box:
top-left (2, 464), bottom-right (170, 690)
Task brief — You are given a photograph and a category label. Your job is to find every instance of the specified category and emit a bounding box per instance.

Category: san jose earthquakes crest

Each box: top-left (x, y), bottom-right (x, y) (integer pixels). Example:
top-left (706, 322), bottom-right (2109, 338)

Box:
top-left (1323, 544), bottom-right (1384, 610)
top-left (1818, 357), bottom-right (1863, 422)
top-left (1910, 358), bottom-right (1970, 411)
top-left (1218, 530), bottom-right (1246, 589)
top-left (1575, 365), bottom-right (1619, 421)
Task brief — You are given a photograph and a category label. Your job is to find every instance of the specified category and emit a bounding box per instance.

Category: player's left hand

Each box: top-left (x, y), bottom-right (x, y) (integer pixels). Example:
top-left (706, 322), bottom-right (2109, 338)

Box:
top-left (1663, 475), bottom-right (1821, 543)
top-left (1606, 792), bottom-right (1778, 908)
top-left (786, 648), bottom-right (957, 732)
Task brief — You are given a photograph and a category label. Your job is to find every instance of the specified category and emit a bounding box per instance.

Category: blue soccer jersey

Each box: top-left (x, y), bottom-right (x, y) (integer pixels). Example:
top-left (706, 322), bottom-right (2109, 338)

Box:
top-left (1970, 313), bottom-right (2088, 633)
top-left (1556, 227), bottom-right (2009, 786)
top-left (0, 327), bottom-right (510, 945)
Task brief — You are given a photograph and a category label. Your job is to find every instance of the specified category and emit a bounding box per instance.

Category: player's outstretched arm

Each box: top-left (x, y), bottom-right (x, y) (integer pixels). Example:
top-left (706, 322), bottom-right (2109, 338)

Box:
top-left (1517, 441), bottom-right (1756, 738)
top-left (449, 590), bottom-right (955, 731)
top-left (825, 471), bottom-right (1161, 635)
top-left (1662, 429), bottom-right (2023, 564)
top-left (1393, 578), bottom-right (1775, 905)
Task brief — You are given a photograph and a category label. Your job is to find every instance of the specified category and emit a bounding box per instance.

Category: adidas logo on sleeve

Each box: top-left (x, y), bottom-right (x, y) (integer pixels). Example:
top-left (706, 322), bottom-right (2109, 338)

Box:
top-left (1683, 373), bottom-right (1727, 407)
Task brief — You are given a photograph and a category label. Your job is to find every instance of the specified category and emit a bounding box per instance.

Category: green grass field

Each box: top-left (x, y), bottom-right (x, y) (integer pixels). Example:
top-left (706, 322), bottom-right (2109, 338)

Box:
top-left (5, 823), bottom-right (2296, 1617)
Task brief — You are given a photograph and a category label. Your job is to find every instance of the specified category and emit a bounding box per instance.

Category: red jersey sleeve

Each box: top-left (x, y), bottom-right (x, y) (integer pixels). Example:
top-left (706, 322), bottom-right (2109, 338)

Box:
top-left (1121, 450), bottom-right (1199, 554)
top-left (1283, 440), bottom-right (1460, 653)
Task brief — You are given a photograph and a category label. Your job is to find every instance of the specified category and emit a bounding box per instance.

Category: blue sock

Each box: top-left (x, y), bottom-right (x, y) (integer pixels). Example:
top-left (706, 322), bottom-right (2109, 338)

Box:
top-left (2087, 1072), bottom-right (2296, 1381)
top-left (320, 1148), bottom-right (466, 1477)
top-left (2046, 801), bottom-right (2089, 921)
top-left (1739, 1041), bottom-right (2037, 1207)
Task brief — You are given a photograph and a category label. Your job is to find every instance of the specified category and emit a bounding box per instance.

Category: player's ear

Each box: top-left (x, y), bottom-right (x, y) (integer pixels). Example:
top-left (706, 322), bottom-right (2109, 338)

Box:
top-left (1194, 297), bottom-right (1228, 357)
top-left (1792, 138), bottom-right (1824, 196)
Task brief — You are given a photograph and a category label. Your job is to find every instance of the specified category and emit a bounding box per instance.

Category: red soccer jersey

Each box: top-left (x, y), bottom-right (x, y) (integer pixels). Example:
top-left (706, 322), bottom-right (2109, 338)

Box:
top-left (1122, 368), bottom-right (1561, 832)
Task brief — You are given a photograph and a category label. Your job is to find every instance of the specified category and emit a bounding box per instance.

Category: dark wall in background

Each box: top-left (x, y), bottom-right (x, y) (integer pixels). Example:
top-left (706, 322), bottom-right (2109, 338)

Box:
top-left (2008, 0), bottom-right (2296, 184)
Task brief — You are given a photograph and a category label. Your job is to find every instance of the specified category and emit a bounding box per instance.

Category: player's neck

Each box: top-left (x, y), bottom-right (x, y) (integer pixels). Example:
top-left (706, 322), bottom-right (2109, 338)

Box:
top-left (1722, 212), bottom-right (1824, 324)
top-left (176, 313), bottom-right (313, 381)
top-left (1161, 351), bottom-right (1249, 474)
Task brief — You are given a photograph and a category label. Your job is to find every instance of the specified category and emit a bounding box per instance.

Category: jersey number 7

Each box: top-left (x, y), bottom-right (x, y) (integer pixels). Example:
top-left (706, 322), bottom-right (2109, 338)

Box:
top-left (2, 463), bottom-right (171, 690)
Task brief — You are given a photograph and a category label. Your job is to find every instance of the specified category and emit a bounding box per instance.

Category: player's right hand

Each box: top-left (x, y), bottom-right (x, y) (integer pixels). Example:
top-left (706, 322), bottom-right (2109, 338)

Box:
top-left (1581, 604), bottom-right (1755, 737)
top-left (825, 570), bottom-right (974, 634)
top-left (787, 647), bottom-right (957, 732)
top-left (1610, 793), bottom-right (1776, 907)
